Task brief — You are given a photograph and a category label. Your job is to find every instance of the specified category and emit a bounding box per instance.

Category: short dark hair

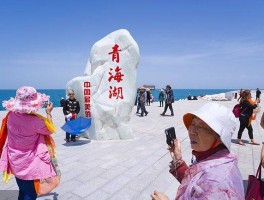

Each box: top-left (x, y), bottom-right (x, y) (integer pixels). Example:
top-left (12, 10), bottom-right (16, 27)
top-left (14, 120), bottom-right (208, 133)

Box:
top-left (68, 89), bottom-right (74, 94)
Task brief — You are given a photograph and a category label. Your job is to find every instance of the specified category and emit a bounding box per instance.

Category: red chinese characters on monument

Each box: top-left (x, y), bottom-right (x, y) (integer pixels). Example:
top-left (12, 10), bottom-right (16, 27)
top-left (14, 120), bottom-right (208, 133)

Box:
top-left (108, 66), bottom-right (124, 83)
top-left (83, 81), bottom-right (91, 117)
top-left (108, 44), bottom-right (121, 63)
top-left (109, 86), bottom-right (124, 99)
top-left (108, 44), bottom-right (125, 100)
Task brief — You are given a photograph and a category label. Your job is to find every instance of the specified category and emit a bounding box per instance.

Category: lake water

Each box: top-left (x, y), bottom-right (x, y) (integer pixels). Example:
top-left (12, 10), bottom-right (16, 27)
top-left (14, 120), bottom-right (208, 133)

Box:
top-left (0, 89), bottom-right (236, 111)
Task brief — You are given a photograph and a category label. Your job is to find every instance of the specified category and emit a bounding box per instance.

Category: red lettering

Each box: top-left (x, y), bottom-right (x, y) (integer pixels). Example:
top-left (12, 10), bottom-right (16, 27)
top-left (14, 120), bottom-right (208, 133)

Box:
top-left (108, 44), bottom-right (121, 63)
top-left (84, 96), bottom-right (90, 103)
top-left (109, 86), bottom-right (124, 99)
top-left (84, 89), bottom-right (90, 95)
top-left (85, 103), bottom-right (91, 110)
top-left (108, 66), bottom-right (124, 83)
top-left (85, 111), bottom-right (91, 118)
top-left (84, 82), bottom-right (91, 88)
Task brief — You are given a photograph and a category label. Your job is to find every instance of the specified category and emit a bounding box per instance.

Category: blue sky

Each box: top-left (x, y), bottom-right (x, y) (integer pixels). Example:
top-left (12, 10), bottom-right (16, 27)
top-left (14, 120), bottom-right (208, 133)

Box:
top-left (0, 0), bottom-right (263, 89)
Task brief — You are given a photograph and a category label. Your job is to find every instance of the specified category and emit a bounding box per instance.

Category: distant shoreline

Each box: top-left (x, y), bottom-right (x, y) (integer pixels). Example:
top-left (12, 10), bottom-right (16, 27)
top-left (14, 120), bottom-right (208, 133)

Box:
top-left (0, 89), bottom-right (245, 111)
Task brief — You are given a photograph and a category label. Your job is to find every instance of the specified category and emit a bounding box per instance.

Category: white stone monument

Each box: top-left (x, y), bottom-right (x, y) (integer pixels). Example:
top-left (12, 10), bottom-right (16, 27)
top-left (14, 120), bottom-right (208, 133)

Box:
top-left (66, 29), bottom-right (140, 140)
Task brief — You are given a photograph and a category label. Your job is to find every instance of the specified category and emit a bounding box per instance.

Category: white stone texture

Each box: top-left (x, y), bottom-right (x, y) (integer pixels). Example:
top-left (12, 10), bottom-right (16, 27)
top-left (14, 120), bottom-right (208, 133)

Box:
top-left (66, 29), bottom-right (140, 140)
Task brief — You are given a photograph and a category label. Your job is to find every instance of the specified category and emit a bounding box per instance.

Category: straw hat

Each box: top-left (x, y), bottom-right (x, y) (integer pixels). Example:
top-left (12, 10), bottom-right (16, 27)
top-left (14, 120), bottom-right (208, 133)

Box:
top-left (2, 86), bottom-right (50, 113)
top-left (183, 103), bottom-right (237, 152)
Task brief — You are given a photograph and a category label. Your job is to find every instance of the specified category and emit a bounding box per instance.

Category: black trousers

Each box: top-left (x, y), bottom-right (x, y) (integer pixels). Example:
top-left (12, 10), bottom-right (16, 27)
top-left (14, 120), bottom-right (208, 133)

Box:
top-left (237, 115), bottom-right (253, 139)
top-left (160, 101), bottom-right (164, 107)
top-left (163, 103), bottom-right (174, 115)
top-left (147, 98), bottom-right (151, 105)
top-left (65, 119), bottom-right (76, 140)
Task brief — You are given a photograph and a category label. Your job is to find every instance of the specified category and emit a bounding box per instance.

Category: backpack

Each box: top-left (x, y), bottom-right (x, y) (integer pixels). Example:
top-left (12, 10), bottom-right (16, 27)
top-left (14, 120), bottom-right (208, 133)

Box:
top-left (232, 104), bottom-right (247, 118)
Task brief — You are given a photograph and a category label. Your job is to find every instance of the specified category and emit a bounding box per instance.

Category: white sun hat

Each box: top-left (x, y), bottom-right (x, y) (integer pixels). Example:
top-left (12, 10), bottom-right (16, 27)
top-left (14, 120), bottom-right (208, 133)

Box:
top-left (183, 102), bottom-right (237, 152)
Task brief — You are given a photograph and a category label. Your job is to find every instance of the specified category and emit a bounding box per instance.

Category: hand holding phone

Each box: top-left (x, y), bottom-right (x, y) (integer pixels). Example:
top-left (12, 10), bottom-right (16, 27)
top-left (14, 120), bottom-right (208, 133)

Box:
top-left (45, 102), bottom-right (53, 114)
top-left (165, 127), bottom-right (176, 146)
top-left (169, 139), bottom-right (182, 160)
top-left (43, 100), bottom-right (50, 106)
top-left (165, 128), bottom-right (182, 161)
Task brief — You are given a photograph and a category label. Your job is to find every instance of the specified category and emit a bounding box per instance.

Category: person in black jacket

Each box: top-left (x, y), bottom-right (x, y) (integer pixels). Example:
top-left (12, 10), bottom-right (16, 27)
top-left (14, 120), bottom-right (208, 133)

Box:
top-left (256, 88), bottom-right (261, 103)
top-left (60, 97), bottom-right (66, 107)
top-left (146, 90), bottom-right (151, 106)
top-left (63, 90), bottom-right (80, 142)
top-left (237, 90), bottom-right (259, 145)
top-left (160, 85), bottom-right (174, 116)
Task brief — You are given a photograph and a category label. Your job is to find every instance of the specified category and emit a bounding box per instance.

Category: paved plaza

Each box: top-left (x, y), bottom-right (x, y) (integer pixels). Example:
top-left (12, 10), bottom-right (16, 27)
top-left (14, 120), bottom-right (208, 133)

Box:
top-left (1, 95), bottom-right (264, 200)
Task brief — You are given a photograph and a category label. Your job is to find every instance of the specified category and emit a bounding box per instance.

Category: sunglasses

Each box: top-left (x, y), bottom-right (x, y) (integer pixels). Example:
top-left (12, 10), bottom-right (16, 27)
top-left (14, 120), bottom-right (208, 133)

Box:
top-left (68, 93), bottom-right (75, 96)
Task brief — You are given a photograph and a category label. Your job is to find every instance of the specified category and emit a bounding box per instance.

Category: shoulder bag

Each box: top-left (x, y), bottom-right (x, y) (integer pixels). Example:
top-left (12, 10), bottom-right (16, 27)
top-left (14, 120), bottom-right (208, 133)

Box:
top-left (245, 160), bottom-right (264, 199)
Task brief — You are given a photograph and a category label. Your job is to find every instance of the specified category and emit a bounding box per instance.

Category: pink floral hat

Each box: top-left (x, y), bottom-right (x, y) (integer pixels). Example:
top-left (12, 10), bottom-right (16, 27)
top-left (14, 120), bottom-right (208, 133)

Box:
top-left (2, 86), bottom-right (50, 113)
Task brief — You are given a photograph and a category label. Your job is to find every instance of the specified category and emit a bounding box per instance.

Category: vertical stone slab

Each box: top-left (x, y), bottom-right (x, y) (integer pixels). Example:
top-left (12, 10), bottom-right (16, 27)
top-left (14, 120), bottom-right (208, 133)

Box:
top-left (66, 29), bottom-right (139, 140)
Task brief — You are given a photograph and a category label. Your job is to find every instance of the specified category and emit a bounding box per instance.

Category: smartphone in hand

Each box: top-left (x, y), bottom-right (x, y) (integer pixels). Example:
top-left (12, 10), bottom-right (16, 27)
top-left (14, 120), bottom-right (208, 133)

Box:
top-left (165, 127), bottom-right (176, 145)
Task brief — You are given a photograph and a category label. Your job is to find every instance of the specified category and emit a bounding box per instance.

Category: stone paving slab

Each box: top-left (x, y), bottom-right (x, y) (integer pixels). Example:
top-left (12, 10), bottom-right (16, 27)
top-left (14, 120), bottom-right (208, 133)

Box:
top-left (0, 93), bottom-right (264, 200)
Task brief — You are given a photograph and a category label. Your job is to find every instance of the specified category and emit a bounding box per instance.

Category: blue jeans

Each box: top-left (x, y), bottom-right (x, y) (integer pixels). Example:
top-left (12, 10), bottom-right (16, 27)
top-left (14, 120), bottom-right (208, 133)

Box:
top-left (15, 177), bottom-right (37, 200)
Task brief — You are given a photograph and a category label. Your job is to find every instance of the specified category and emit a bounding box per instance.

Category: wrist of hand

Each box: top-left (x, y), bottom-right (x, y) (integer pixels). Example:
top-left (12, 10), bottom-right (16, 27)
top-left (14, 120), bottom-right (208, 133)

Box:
top-left (46, 112), bottom-right (52, 117)
top-left (171, 159), bottom-right (184, 169)
top-left (173, 152), bottom-right (182, 161)
top-left (175, 155), bottom-right (182, 161)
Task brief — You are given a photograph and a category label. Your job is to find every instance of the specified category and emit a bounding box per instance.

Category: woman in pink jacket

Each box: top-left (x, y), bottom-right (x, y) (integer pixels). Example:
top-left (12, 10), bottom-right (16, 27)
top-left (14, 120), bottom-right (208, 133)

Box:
top-left (0, 86), bottom-right (56, 200)
top-left (151, 103), bottom-right (244, 200)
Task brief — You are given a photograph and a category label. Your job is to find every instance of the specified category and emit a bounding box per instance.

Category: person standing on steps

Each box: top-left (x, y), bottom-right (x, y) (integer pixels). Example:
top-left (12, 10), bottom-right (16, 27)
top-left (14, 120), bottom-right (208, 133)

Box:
top-left (160, 85), bottom-right (174, 116)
